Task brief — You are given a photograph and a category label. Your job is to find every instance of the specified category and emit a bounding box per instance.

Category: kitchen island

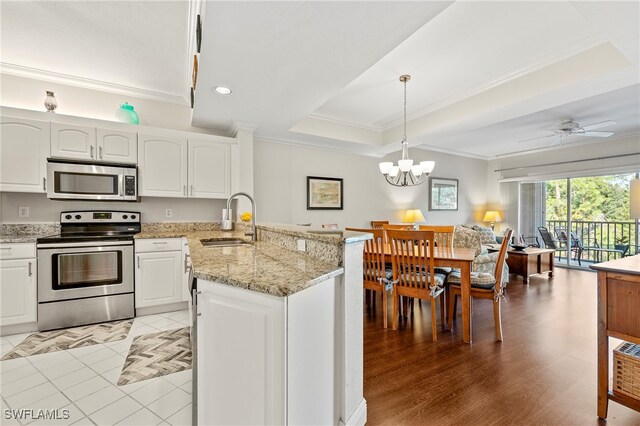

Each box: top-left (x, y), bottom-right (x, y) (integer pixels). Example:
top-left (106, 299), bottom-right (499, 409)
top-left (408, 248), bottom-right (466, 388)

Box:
top-left (135, 223), bottom-right (371, 425)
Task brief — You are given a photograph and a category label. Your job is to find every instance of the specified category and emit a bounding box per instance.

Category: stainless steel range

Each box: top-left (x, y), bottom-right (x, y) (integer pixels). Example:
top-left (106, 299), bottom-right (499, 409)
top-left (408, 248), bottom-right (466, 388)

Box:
top-left (36, 210), bottom-right (140, 331)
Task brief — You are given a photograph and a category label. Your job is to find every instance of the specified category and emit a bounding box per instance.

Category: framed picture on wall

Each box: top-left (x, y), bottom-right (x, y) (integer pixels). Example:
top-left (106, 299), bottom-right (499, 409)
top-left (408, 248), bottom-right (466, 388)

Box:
top-left (429, 177), bottom-right (458, 211)
top-left (307, 176), bottom-right (343, 210)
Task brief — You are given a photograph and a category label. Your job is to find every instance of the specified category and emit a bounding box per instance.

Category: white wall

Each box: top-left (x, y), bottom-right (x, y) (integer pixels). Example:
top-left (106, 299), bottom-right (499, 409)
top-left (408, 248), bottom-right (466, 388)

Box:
top-left (0, 74), bottom-right (223, 135)
top-left (254, 138), bottom-right (489, 228)
top-left (0, 193), bottom-right (229, 223)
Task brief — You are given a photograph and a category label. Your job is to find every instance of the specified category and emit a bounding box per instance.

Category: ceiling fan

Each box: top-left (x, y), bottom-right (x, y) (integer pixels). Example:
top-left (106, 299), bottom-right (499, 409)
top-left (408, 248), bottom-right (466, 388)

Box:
top-left (517, 119), bottom-right (616, 145)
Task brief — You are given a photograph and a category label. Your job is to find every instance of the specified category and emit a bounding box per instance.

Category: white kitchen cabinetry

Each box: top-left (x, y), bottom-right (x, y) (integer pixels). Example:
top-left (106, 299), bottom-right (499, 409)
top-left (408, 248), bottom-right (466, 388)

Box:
top-left (135, 239), bottom-right (183, 309)
top-left (96, 129), bottom-right (137, 164)
top-left (0, 244), bottom-right (37, 328)
top-left (138, 134), bottom-right (233, 199)
top-left (52, 123), bottom-right (137, 164)
top-left (189, 139), bottom-right (231, 198)
top-left (138, 134), bottom-right (188, 197)
top-left (197, 277), bottom-right (338, 425)
top-left (51, 123), bottom-right (97, 161)
top-left (0, 117), bottom-right (49, 193)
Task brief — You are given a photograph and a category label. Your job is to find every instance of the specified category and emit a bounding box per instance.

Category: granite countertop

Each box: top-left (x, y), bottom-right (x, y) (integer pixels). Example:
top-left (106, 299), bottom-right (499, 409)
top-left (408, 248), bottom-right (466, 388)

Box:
top-left (136, 228), bottom-right (344, 297)
top-left (0, 223), bottom-right (60, 244)
top-left (0, 234), bottom-right (42, 243)
top-left (257, 223), bottom-right (373, 244)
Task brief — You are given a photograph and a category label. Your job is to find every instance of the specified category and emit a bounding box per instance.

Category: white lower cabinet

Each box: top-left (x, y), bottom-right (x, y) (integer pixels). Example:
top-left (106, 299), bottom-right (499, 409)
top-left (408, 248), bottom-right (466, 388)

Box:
top-left (0, 245), bottom-right (37, 327)
top-left (135, 239), bottom-right (183, 308)
top-left (197, 277), bottom-right (338, 425)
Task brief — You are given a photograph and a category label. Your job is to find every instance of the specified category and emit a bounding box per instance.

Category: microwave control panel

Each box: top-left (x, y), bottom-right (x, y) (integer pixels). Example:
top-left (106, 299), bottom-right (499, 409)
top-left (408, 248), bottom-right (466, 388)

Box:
top-left (124, 176), bottom-right (136, 196)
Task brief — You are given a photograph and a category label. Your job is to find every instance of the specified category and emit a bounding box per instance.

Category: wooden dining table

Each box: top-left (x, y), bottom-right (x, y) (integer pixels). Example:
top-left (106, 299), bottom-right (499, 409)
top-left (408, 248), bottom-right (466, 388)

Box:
top-left (382, 244), bottom-right (477, 343)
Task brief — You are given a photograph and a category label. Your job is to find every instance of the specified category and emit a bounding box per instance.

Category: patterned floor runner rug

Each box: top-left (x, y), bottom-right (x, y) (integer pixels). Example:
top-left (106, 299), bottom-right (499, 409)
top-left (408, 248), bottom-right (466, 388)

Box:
top-left (118, 327), bottom-right (191, 386)
top-left (1, 320), bottom-right (133, 360)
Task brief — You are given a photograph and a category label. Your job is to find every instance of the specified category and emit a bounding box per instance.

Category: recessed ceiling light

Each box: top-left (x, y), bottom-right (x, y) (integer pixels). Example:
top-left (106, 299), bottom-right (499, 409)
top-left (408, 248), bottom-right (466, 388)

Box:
top-left (213, 86), bottom-right (232, 95)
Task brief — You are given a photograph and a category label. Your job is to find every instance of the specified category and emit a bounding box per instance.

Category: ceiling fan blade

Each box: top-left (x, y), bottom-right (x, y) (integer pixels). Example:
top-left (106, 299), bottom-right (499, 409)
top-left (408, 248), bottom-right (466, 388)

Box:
top-left (582, 131), bottom-right (614, 137)
top-left (516, 133), bottom-right (556, 143)
top-left (581, 120), bottom-right (616, 131)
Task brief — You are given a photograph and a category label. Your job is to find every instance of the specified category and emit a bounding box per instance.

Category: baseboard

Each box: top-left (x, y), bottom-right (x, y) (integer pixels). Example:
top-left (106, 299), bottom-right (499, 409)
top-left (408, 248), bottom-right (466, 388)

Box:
top-left (1, 321), bottom-right (38, 337)
top-left (136, 301), bottom-right (188, 317)
top-left (340, 399), bottom-right (367, 426)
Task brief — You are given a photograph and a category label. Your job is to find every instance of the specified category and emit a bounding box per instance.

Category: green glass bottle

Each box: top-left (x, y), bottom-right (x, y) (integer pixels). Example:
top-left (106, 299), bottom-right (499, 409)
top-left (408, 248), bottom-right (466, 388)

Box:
top-left (115, 102), bottom-right (139, 124)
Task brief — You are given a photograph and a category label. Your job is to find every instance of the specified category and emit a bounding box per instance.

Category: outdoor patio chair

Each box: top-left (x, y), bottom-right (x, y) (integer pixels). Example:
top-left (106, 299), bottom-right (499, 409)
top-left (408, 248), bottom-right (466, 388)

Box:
top-left (556, 229), bottom-right (584, 266)
top-left (538, 226), bottom-right (568, 260)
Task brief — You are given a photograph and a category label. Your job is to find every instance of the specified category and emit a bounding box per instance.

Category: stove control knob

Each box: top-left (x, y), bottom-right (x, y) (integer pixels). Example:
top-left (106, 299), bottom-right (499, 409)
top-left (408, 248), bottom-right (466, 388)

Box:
top-left (131, 214), bottom-right (137, 220)
top-left (74, 215), bottom-right (81, 220)
top-left (65, 214), bottom-right (72, 220)
top-left (122, 214), bottom-right (128, 220)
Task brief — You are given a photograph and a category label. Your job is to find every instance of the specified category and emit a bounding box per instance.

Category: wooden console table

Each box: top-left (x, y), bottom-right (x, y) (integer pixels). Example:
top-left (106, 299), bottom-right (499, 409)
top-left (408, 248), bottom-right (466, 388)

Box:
top-left (487, 246), bottom-right (554, 284)
top-left (590, 255), bottom-right (640, 419)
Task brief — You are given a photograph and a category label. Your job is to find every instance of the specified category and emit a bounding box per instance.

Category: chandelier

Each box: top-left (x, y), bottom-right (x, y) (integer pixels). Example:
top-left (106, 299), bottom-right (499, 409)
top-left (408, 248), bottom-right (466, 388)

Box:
top-left (379, 75), bottom-right (434, 187)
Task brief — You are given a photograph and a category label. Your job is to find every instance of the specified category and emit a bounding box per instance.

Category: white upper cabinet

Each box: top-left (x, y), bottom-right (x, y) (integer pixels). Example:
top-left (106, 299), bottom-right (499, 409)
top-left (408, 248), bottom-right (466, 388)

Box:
top-left (138, 134), bottom-right (188, 197)
top-left (97, 129), bottom-right (137, 164)
top-left (138, 134), bottom-right (233, 199)
top-left (52, 124), bottom-right (137, 164)
top-left (51, 123), bottom-right (97, 161)
top-left (189, 139), bottom-right (231, 198)
top-left (0, 117), bottom-right (49, 193)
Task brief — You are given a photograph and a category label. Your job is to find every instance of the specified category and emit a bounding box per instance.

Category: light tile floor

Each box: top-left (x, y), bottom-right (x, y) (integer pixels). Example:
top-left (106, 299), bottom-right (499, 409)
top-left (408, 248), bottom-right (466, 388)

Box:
top-left (0, 310), bottom-right (192, 426)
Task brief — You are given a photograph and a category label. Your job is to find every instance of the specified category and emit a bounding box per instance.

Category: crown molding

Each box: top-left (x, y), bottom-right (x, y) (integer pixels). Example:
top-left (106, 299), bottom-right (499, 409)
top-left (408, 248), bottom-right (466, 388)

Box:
top-left (253, 135), bottom-right (385, 158)
top-left (0, 62), bottom-right (189, 105)
top-left (379, 34), bottom-right (610, 131)
top-left (227, 121), bottom-right (260, 137)
top-left (305, 112), bottom-right (382, 132)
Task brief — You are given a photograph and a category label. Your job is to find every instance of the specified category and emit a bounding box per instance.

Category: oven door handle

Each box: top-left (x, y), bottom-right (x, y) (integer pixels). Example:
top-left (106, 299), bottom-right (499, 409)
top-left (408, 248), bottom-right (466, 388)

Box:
top-left (37, 240), bottom-right (133, 249)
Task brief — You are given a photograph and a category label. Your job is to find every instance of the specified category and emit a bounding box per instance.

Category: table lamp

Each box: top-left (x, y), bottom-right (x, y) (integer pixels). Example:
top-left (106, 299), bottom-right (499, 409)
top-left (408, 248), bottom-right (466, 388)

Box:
top-left (483, 210), bottom-right (502, 231)
top-left (403, 209), bottom-right (425, 229)
top-left (631, 178), bottom-right (640, 219)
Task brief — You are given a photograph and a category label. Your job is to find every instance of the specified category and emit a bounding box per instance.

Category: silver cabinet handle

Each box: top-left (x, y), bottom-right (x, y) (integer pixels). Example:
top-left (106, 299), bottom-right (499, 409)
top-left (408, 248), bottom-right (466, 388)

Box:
top-left (99, 146), bottom-right (103, 160)
top-left (183, 185), bottom-right (187, 196)
top-left (152, 241), bottom-right (167, 245)
top-left (190, 185), bottom-right (194, 196)
top-left (28, 261), bottom-right (32, 277)
top-left (90, 145), bottom-right (94, 158)
top-left (184, 253), bottom-right (191, 273)
top-left (43, 177), bottom-right (47, 191)
top-left (137, 256), bottom-right (140, 269)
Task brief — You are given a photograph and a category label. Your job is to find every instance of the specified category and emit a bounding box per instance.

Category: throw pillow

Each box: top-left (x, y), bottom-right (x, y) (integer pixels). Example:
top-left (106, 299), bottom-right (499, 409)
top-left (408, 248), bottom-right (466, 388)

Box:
top-left (472, 225), bottom-right (498, 245)
top-left (453, 226), bottom-right (483, 257)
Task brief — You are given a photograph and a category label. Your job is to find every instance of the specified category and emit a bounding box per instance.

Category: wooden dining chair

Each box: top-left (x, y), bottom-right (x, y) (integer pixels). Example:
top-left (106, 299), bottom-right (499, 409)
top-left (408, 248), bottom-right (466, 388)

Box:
top-left (370, 220), bottom-right (389, 229)
top-left (418, 225), bottom-right (455, 248)
top-left (386, 229), bottom-right (446, 341)
top-left (382, 224), bottom-right (414, 230)
top-left (447, 228), bottom-right (513, 341)
top-left (346, 227), bottom-right (391, 328)
top-left (322, 224), bottom-right (339, 229)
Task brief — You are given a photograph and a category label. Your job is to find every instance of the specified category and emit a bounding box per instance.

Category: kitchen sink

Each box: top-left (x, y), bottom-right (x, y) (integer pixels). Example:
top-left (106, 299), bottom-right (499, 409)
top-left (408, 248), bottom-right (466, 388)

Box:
top-left (200, 238), bottom-right (253, 247)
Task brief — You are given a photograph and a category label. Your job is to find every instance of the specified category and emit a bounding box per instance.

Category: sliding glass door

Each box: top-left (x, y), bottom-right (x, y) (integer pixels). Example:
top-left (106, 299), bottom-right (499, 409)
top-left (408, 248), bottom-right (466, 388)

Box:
top-left (520, 173), bottom-right (637, 268)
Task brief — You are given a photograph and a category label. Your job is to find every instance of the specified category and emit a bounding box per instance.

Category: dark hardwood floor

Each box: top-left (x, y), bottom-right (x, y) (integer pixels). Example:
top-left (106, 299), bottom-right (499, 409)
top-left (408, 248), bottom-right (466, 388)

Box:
top-left (363, 267), bottom-right (640, 425)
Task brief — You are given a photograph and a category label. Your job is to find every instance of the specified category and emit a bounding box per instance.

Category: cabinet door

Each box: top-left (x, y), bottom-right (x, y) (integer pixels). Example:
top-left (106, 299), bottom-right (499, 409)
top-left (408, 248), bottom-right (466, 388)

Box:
top-left (0, 117), bottom-right (49, 193)
top-left (0, 259), bottom-right (37, 326)
top-left (51, 123), bottom-right (97, 161)
top-left (197, 281), bottom-right (285, 424)
top-left (188, 139), bottom-right (231, 198)
top-left (135, 251), bottom-right (182, 308)
top-left (97, 129), bottom-right (137, 164)
top-left (138, 134), bottom-right (188, 197)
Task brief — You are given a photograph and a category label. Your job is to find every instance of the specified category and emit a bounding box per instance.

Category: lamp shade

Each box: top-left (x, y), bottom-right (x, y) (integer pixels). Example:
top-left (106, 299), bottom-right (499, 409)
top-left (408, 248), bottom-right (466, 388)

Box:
top-left (483, 210), bottom-right (503, 223)
top-left (631, 178), bottom-right (640, 219)
top-left (403, 209), bottom-right (425, 223)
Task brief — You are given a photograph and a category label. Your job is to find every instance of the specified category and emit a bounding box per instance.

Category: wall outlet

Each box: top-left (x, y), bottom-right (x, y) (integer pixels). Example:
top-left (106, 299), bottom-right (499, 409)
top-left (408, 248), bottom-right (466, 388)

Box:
top-left (18, 206), bottom-right (29, 218)
top-left (297, 239), bottom-right (306, 252)
top-left (165, 208), bottom-right (173, 218)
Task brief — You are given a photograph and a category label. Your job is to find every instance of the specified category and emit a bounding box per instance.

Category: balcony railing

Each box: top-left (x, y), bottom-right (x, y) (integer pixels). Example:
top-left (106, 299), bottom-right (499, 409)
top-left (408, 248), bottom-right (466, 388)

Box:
top-left (545, 220), bottom-right (638, 264)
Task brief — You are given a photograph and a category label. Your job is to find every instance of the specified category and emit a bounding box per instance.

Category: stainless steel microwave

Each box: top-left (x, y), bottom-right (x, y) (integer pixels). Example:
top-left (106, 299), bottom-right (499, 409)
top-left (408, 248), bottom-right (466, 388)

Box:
top-left (47, 160), bottom-right (138, 201)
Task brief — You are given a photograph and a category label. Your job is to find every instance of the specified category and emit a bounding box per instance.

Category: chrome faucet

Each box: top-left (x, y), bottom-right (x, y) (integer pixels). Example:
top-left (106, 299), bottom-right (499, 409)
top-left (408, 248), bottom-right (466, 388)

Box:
top-left (222, 192), bottom-right (257, 242)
